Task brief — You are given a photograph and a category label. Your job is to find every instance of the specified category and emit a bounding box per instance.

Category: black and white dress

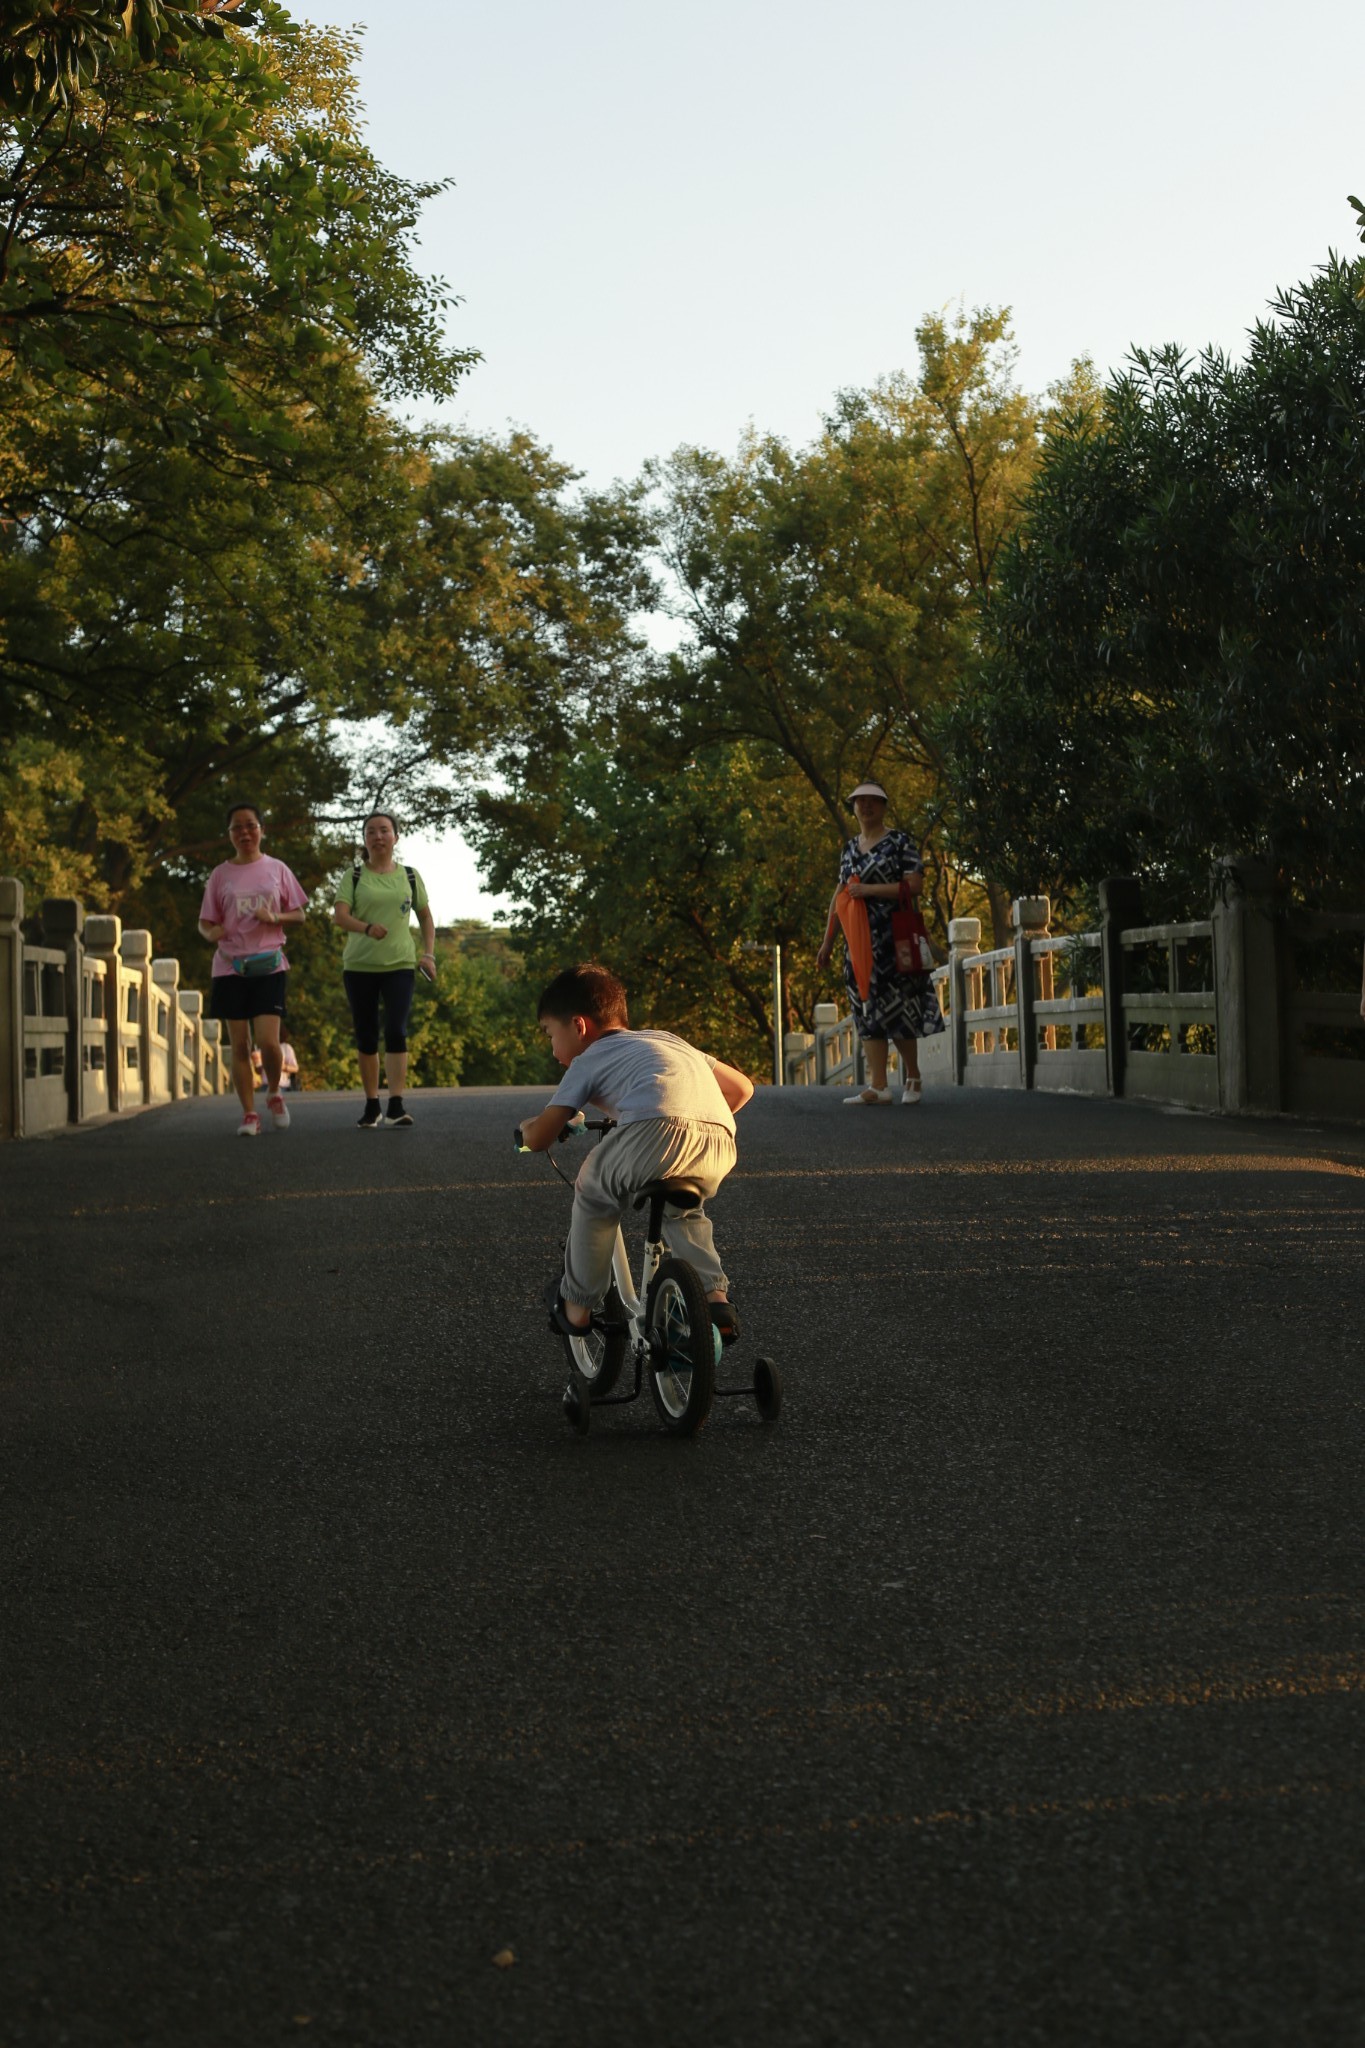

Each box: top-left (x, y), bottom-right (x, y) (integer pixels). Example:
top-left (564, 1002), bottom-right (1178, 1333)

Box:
top-left (838, 829), bottom-right (945, 1043)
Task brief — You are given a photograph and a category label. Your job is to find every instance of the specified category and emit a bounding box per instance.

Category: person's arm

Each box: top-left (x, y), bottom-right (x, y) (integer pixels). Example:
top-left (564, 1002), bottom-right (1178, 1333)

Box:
top-left (848, 854), bottom-right (923, 903)
top-left (334, 900), bottom-right (386, 939)
top-left (519, 1099), bottom-right (579, 1152)
top-left (260, 867), bottom-right (309, 931)
top-left (711, 1060), bottom-right (755, 1112)
top-left (417, 904), bottom-right (436, 974)
top-left (198, 877), bottom-right (223, 944)
top-left (816, 885), bottom-right (843, 969)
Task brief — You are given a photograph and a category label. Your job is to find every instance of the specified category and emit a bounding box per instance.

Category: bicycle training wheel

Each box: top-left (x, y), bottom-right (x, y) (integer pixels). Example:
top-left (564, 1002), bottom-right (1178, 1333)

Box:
top-left (562, 1281), bottom-right (629, 1401)
top-left (645, 1257), bottom-right (715, 1437)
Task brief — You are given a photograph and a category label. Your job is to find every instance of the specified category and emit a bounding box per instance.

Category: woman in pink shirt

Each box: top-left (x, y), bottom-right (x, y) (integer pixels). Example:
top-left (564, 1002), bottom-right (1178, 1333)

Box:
top-left (198, 803), bottom-right (309, 1137)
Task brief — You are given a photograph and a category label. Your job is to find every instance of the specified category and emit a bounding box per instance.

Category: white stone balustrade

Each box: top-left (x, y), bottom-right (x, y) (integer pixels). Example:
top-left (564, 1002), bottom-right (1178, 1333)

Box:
top-left (0, 879), bottom-right (231, 1138)
top-left (783, 868), bottom-right (1365, 1121)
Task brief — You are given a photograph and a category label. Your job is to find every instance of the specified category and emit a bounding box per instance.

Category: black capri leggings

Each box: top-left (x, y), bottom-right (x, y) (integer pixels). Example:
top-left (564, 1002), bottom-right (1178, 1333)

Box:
top-left (343, 969), bottom-right (415, 1056)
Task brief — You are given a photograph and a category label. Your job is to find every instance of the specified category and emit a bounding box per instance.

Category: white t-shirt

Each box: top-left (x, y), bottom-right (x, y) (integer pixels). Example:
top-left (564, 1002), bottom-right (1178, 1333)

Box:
top-left (548, 1029), bottom-right (735, 1135)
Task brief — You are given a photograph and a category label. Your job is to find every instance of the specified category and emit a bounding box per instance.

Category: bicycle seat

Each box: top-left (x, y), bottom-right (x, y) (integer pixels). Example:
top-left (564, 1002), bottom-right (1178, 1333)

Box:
top-left (632, 1179), bottom-right (704, 1213)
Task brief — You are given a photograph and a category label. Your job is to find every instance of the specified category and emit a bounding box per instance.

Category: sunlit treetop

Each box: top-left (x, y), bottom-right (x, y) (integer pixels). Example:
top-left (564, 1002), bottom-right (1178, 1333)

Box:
top-left (0, 0), bottom-right (267, 117)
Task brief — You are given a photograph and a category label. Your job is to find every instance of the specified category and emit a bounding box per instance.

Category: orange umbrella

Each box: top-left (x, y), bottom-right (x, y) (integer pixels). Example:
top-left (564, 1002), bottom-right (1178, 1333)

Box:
top-left (834, 884), bottom-right (873, 1001)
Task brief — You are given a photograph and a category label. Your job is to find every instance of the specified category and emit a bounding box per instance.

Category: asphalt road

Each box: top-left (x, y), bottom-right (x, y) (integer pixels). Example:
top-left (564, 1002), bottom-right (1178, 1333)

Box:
top-left (3, 1082), bottom-right (1365, 2047)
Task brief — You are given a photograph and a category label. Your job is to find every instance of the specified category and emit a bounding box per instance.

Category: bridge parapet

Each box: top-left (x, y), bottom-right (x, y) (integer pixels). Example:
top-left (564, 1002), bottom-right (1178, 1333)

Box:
top-left (84, 917), bottom-right (145, 1114)
top-left (785, 862), bottom-right (1365, 1122)
top-left (0, 878), bottom-right (230, 1138)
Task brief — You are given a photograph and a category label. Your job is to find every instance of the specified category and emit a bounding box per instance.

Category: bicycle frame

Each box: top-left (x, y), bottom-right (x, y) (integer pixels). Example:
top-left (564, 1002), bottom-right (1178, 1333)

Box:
top-left (577, 1139), bottom-right (683, 1407)
top-left (606, 1214), bottom-right (660, 1345)
top-left (515, 1114), bottom-right (703, 1406)
top-left (516, 1110), bottom-right (782, 1428)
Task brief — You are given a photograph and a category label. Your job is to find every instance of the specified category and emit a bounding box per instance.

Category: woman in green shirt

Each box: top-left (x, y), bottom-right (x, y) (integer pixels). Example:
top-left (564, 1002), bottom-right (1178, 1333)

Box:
top-left (333, 811), bottom-right (436, 1128)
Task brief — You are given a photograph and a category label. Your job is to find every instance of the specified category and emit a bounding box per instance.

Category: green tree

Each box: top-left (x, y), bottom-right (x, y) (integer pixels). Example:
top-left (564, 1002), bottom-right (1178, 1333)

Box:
top-left (467, 309), bottom-right (1074, 1062)
top-left (470, 735), bottom-right (842, 1076)
top-left (0, 7), bottom-right (465, 412)
top-left (0, 6), bottom-right (471, 902)
top-left (940, 254), bottom-right (1365, 913)
top-left (1, 0), bottom-right (255, 118)
top-left (647, 309), bottom-right (1057, 945)
top-left (0, 11), bottom-right (650, 966)
top-left (280, 914), bottom-right (549, 1092)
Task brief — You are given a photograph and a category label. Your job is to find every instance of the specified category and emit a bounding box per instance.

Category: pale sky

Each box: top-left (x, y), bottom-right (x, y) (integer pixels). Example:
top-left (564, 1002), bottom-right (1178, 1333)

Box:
top-left (294, 0), bottom-right (1365, 917)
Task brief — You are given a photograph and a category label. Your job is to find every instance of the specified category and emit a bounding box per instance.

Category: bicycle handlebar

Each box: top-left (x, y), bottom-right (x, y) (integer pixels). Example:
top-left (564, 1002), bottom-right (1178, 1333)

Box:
top-left (513, 1114), bottom-right (616, 1155)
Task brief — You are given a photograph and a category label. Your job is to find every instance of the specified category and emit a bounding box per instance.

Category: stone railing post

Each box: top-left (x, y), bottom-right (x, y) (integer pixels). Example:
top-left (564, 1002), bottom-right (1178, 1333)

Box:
top-left (947, 917), bottom-right (982, 1085)
top-left (0, 877), bottom-right (23, 1140)
top-left (1099, 877), bottom-right (1144, 1098)
top-left (179, 989), bottom-right (204, 1095)
top-left (782, 1029), bottom-right (814, 1085)
top-left (1011, 896), bottom-right (1051, 1088)
top-left (152, 958), bottom-right (182, 1099)
top-left (202, 1016), bottom-right (224, 1094)
top-left (812, 1002), bottom-right (839, 1084)
top-left (121, 931), bottom-right (154, 1105)
top-left (41, 898), bottom-right (86, 1126)
top-left (1211, 856), bottom-right (1284, 1114)
top-left (84, 914), bottom-right (125, 1112)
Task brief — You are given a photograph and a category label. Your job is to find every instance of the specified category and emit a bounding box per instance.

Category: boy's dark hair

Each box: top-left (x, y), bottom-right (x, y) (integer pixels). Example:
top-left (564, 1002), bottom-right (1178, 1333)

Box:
top-left (537, 962), bottom-right (629, 1028)
top-left (225, 800), bottom-right (263, 827)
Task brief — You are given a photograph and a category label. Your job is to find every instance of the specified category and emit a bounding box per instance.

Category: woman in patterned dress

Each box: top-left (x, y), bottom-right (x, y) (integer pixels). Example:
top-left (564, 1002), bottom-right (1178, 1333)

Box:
top-left (815, 782), bottom-right (945, 1105)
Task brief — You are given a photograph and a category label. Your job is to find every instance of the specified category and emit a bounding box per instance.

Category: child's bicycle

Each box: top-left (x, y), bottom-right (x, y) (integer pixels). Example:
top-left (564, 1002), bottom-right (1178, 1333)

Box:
top-left (515, 1115), bottom-right (784, 1438)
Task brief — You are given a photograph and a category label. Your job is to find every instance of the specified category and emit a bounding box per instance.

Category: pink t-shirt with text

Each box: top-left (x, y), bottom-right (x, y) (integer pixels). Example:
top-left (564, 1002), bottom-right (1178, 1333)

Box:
top-left (200, 856), bottom-right (309, 977)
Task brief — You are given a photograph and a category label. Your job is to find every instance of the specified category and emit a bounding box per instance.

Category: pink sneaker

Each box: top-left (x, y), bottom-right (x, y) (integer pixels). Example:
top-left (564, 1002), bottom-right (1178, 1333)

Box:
top-left (267, 1093), bottom-right (291, 1130)
top-left (237, 1111), bottom-right (261, 1138)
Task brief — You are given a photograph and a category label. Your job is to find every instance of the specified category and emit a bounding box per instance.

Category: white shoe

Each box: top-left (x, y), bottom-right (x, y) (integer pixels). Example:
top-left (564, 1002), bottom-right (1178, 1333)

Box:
top-left (843, 1087), bottom-right (893, 1105)
top-left (237, 1111), bottom-right (261, 1137)
top-left (267, 1093), bottom-right (290, 1130)
top-left (901, 1081), bottom-right (922, 1106)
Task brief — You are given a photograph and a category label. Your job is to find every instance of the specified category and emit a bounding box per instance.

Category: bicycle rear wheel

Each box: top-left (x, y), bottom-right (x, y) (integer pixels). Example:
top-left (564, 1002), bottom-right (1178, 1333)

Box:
top-left (645, 1257), bottom-right (715, 1436)
top-left (562, 1282), bottom-right (629, 1400)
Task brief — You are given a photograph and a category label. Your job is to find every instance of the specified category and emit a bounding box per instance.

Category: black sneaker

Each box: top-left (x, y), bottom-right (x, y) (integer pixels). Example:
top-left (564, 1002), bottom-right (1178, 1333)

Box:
top-left (357, 1099), bottom-right (384, 1129)
top-left (386, 1098), bottom-right (413, 1127)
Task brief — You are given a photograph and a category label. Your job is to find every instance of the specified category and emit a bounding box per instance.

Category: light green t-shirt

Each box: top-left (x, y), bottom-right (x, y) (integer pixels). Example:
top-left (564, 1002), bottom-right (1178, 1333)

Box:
top-left (338, 864), bottom-right (430, 972)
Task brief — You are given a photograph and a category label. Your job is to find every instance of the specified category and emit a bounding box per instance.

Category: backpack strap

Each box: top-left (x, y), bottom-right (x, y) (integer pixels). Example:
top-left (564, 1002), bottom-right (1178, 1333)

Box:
top-left (350, 863), bottom-right (420, 929)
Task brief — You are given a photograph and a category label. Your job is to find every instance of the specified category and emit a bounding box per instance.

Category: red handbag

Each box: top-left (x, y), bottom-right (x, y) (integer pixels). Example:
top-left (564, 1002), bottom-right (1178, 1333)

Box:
top-left (891, 878), bottom-right (934, 974)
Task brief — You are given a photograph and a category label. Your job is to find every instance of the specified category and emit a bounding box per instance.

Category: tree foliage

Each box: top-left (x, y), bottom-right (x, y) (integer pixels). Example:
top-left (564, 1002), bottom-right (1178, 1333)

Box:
top-left (940, 255), bottom-right (1365, 913)
top-left (282, 912), bottom-right (551, 1093)
top-left (0, 11), bottom-right (647, 976)
top-left (467, 311), bottom-right (1059, 1069)
top-left (641, 308), bottom-right (1067, 945)
top-left (1, 0), bottom-right (258, 119)
top-left (0, 7), bottom-right (471, 894)
top-left (469, 738), bottom-right (836, 1073)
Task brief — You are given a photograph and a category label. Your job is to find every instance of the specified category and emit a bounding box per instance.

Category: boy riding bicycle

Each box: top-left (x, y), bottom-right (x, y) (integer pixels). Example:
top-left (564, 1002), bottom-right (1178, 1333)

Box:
top-left (519, 963), bottom-right (755, 1343)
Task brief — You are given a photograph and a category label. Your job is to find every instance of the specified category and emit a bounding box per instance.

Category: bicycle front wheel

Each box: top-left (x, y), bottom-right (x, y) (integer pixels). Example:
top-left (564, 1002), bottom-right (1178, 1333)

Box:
top-left (645, 1257), bottom-right (715, 1436)
top-left (562, 1281), bottom-right (629, 1400)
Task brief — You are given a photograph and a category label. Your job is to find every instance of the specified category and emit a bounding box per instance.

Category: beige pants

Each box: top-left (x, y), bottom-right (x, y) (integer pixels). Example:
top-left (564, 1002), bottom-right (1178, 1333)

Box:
top-left (562, 1117), bottom-right (736, 1309)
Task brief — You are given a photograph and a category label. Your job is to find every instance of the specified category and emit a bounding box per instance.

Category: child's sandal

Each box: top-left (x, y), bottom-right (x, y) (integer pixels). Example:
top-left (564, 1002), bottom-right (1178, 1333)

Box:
top-left (709, 1301), bottom-right (741, 1346)
top-left (547, 1295), bottom-right (626, 1341)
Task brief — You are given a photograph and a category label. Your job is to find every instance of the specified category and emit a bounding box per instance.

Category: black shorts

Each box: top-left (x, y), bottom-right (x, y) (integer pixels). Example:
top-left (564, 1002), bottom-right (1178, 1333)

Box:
top-left (209, 971), bottom-right (288, 1023)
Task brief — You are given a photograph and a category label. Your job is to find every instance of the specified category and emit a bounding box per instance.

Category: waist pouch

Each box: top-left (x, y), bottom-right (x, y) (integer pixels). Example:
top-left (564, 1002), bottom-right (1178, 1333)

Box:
top-left (231, 948), bottom-right (284, 978)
